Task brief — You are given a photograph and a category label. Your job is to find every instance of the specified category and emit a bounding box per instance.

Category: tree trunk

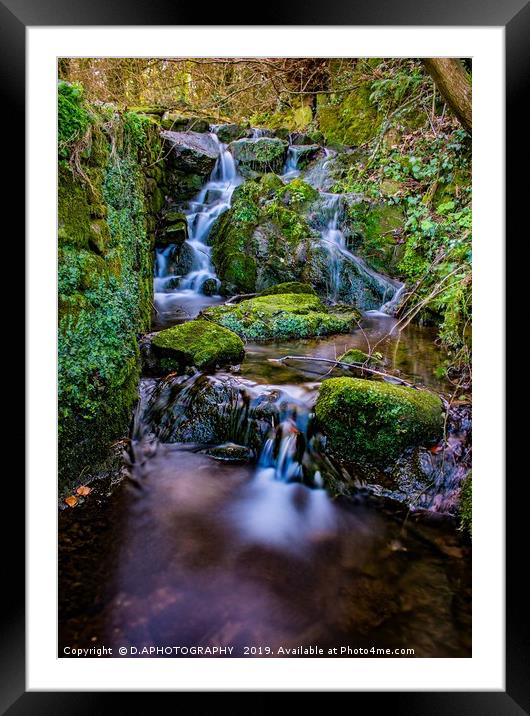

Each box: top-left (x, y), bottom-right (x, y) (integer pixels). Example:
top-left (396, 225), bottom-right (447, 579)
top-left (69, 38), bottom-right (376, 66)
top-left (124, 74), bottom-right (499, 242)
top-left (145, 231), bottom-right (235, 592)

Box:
top-left (423, 59), bottom-right (472, 134)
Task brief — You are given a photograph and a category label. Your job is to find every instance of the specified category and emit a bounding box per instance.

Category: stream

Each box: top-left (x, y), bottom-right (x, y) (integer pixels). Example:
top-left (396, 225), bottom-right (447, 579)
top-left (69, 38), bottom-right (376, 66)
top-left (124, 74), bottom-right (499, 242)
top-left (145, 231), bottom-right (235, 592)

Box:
top-left (59, 131), bottom-right (471, 658)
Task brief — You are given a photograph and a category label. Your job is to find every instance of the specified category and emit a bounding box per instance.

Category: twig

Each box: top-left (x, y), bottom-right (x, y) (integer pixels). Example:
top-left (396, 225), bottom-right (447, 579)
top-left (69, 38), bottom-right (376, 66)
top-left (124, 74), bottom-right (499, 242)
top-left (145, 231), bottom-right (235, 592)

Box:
top-left (225, 292), bottom-right (257, 304)
top-left (275, 355), bottom-right (418, 388)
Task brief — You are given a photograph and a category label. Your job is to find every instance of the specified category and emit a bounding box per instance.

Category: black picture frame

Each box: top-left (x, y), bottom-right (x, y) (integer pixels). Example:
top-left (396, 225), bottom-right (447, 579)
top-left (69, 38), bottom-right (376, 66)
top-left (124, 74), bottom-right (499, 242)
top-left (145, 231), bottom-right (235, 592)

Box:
top-left (7, 0), bottom-right (528, 710)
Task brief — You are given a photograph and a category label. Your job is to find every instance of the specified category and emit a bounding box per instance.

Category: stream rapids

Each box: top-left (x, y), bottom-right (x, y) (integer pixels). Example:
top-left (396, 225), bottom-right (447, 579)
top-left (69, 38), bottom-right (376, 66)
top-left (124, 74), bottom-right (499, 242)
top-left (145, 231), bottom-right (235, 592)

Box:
top-left (59, 128), bottom-right (471, 658)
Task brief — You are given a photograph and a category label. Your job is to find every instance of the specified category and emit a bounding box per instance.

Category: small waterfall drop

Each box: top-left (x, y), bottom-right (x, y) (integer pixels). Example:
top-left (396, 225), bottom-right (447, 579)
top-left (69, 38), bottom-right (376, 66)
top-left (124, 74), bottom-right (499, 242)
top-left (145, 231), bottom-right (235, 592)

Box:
top-left (282, 146), bottom-right (303, 180)
top-left (154, 134), bottom-right (242, 321)
top-left (318, 192), bottom-right (404, 312)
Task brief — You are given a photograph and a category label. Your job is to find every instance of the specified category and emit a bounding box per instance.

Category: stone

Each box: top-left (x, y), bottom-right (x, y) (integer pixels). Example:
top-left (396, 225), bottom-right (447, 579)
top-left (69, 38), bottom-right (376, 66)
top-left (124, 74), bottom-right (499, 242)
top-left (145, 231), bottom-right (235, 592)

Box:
top-left (315, 377), bottom-right (444, 465)
top-left (151, 319), bottom-right (245, 371)
top-left (202, 293), bottom-right (361, 341)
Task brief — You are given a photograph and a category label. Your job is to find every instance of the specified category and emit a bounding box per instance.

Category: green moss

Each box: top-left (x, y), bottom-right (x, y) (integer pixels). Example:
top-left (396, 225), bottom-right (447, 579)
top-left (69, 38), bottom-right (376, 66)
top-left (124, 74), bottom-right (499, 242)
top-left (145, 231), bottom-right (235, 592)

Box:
top-left (263, 203), bottom-right (309, 243)
top-left (202, 293), bottom-right (360, 341)
top-left (152, 320), bottom-right (245, 370)
top-left (230, 137), bottom-right (287, 174)
top-left (317, 84), bottom-right (383, 146)
top-left (315, 377), bottom-right (443, 464)
top-left (259, 282), bottom-right (316, 296)
top-left (57, 94), bottom-right (166, 492)
top-left (58, 81), bottom-right (91, 159)
top-left (338, 348), bottom-right (380, 365)
top-left (348, 201), bottom-right (405, 273)
top-left (277, 178), bottom-right (319, 206)
top-left (459, 472), bottom-right (472, 535)
top-left (259, 172), bottom-right (285, 195)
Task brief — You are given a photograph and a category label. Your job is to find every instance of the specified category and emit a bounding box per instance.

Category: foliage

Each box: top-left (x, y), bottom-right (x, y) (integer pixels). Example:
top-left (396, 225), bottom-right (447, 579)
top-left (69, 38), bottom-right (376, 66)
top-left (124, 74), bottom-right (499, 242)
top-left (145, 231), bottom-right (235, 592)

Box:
top-left (459, 472), bottom-right (472, 535)
top-left (58, 101), bottom-right (160, 491)
top-left (58, 81), bottom-right (91, 159)
top-left (334, 124), bottom-right (471, 371)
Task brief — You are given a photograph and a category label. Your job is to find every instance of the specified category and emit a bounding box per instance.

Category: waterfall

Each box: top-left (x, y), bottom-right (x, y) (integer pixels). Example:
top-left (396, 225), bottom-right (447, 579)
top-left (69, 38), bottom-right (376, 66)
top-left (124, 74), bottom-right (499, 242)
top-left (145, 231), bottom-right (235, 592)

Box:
top-left (154, 134), bottom-right (242, 319)
top-left (318, 192), bottom-right (404, 313)
top-left (282, 146), bottom-right (303, 180)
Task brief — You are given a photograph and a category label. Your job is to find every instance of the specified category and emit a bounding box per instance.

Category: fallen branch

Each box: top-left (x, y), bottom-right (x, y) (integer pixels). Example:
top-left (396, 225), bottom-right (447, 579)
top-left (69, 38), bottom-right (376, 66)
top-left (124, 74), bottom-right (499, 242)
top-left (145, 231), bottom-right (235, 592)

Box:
top-left (225, 292), bottom-right (257, 304)
top-left (274, 355), bottom-right (417, 388)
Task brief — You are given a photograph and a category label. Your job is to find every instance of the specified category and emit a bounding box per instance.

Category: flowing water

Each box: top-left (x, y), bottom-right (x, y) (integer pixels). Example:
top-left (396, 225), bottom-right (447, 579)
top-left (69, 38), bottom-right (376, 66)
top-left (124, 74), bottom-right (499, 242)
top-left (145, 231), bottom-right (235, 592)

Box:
top-left (59, 139), bottom-right (471, 658)
top-left (153, 134), bottom-right (242, 326)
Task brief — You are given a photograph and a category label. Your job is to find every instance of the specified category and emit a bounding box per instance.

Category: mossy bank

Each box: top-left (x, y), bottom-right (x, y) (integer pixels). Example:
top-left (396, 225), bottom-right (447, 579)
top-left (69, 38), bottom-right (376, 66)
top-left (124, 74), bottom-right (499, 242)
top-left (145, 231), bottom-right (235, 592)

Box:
top-left (58, 82), bottom-right (168, 492)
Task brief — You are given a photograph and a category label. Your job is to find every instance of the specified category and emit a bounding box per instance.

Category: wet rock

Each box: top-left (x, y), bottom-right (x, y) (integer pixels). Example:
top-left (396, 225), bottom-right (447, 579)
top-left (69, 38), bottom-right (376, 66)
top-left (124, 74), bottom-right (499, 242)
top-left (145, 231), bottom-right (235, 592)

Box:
top-left (201, 278), bottom-right (219, 296)
top-left (213, 123), bottom-right (252, 143)
top-left (286, 144), bottom-right (322, 170)
top-left (229, 137), bottom-right (287, 177)
top-left (156, 210), bottom-right (188, 247)
top-left (140, 374), bottom-right (273, 447)
top-left (161, 113), bottom-right (211, 133)
top-left (162, 130), bottom-right (219, 200)
top-left (202, 293), bottom-right (361, 341)
top-left (151, 319), bottom-right (245, 372)
top-left (290, 132), bottom-right (315, 145)
top-left (204, 443), bottom-right (254, 463)
top-left (315, 377), bottom-right (443, 465)
top-left (173, 242), bottom-right (195, 275)
top-left (162, 130), bottom-right (219, 173)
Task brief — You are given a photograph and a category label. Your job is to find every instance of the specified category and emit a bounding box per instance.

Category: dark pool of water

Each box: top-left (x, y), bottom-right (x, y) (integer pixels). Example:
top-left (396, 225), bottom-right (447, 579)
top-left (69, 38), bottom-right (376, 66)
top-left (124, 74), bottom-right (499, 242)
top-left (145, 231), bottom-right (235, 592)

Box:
top-left (59, 314), bottom-right (470, 658)
top-left (59, 443), bottom-right (470, 658)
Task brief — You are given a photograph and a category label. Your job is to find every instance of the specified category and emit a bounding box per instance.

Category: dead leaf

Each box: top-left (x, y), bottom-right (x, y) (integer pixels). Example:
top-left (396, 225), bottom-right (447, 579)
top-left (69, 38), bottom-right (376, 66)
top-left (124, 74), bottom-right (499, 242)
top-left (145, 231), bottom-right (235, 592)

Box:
top-left (429, 445), bottom-right (444, 454)
top-left (76, 485), bottom-right (91, 496)
top-left (65, 495), bottom-right (78, 507)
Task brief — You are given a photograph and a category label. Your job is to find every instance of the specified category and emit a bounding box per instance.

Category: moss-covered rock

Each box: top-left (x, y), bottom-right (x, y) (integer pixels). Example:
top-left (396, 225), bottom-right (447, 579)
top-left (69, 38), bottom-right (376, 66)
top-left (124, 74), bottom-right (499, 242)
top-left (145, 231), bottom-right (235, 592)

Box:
top-left (258, 282), bottom-right (316, 297)
top-left (317, 84), bottom-right (383, 147)
top-left (202, 293), bottom-right (361, 341)
top-left (347, 200), bottom-right (405, 274)
top-left (339, 348), bottom-right (378, 365)
top-left (315, 377), bottom-right (443, 464)
top-left (156, 209), bottom-right (188, 247)
top-left (162, 130), bottom-right (219, 200)
top-left (161, 113), bottom-right (211, 132)
top-left (214, 123), bottom-right (251, 143)
top-left (229, 137), bottom-right (287, 176)
top-left (58, 100), bottom-right (168, 493)
top-left (210, 177), bottom-right (320, 295)
top-left (152, 320), bottom-right (245, 371)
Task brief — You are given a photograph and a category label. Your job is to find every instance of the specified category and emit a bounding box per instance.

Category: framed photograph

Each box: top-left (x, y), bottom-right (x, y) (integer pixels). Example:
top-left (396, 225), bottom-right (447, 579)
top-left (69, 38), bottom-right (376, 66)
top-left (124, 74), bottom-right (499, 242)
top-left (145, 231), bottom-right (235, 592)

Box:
top-left (8, 0), bottom-right (527, 708)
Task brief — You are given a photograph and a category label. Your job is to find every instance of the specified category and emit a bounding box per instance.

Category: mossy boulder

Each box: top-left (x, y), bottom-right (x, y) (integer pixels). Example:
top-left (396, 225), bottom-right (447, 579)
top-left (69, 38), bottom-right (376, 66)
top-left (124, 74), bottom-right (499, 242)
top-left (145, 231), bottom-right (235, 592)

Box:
top-left (339, 348), bottom-right (382, 365)
top-left (229, 137), bottom-right (287, 176)
top-left (210, 177), bottom-right (320, 295)
top-left (214, 123), bottom-right (251, 143)
top-left (156, 210), bottom-right (188, 247)
top-left (162, 130), bottom-right (219, 200)
top-left (202, 293), bottom-right (361, 341)
top-left (315, 377), bottom-right (444, 465)
top-left (151, 319), bottom-right (245, 371)
top-left (258, 282), bottom-right (316, 297)
top-left (347, 200), bottom-right (405, 274)
top-left (161, 113), bottom-right (211, 133)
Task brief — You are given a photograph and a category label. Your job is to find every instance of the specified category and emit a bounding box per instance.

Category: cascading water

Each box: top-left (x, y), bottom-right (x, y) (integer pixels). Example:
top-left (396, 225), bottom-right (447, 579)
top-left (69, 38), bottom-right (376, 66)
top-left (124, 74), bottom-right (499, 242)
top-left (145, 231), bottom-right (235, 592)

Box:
top-left (154, 134), bottom-right (242, 322)
top-left (282, 146), bottom-right (303, 180)
top-left (318, 192), bottom-right (404, 311)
